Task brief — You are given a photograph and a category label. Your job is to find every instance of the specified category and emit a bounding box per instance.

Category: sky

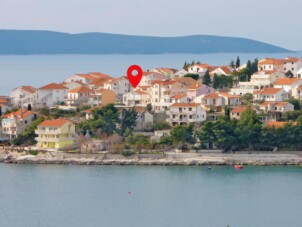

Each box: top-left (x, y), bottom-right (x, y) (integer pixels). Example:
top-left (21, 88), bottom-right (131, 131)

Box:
top-left (1, 0), bottom-right (301, 50)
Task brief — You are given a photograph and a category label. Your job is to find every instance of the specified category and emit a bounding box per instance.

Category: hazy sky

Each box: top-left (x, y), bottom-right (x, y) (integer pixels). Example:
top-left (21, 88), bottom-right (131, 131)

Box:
top-left (1, 0), bottom-right (301, 50)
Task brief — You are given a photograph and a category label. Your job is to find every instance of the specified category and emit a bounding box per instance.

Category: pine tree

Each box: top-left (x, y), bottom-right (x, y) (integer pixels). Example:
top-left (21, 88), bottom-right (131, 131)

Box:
top-left (236, 56), bottom-right (240, 68)
top-left (229, 60), bottom-right (235, 68)
top-left (212, 74), bottom-right (219, 89)
top-left (202, 70), bottom-right (211, 85)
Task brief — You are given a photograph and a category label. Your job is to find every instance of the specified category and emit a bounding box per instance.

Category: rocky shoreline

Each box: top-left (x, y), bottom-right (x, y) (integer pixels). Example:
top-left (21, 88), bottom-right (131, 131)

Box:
top-left (1, 150), bottom-right (302, 166)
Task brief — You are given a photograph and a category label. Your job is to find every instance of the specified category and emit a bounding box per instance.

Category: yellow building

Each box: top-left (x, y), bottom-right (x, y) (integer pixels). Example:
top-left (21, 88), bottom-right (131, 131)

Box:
top-left (35, 119), bottom-right (76, 150)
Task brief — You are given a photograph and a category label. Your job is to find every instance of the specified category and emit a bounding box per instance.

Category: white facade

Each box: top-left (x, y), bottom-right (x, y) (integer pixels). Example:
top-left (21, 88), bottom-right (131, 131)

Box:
top-left (10, 86), bottom-right (36, 108)
top-left (36, 84), bottom-right (68, 107)
top-left (167, 103), bottom-right (206, 126)
top-left (253, 88), bottom-right (287, 102)
top-left (283, 58), bottom-right (302, 77)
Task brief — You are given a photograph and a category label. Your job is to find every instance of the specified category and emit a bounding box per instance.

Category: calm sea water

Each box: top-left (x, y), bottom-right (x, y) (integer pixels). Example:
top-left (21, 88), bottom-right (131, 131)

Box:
top-left (0, 164), bottom-right (301, 227)
top-left (0, 53), bottom-right (302, 95)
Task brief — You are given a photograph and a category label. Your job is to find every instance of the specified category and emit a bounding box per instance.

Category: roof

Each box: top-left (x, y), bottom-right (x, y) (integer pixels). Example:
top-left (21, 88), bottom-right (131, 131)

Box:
top-left (260, 101), bottom-right (291, 107)
top-left (170, 94), bottom-right (186, 99)
top-left (211, 66), bottom-right (232, 74)
top-left (0, 98), bottom-right (8, 104)
top-left (187, 83), bottom-right (205, 90)
top-left (69, 85), bottom-right (93, 94)
top-left (219, 92), bottom-right (240, 99)
top-left (258, 58), bottom-right (284, 65)
top-left (2, 109), bottom-right (34, 119)
top-left (20, 86), bottom-right (37, 94)
top-left (151, 80), bottom-right (178, 86)
top-left (231, 106), bottom-right (247, 113)
top-left (174, 77), bottom-right (197, 86)
top-left (38, 118), bottom-right (72, 127)
top-left (133, 91), bottom-right (150, 95)
top-left (39, 83), bottom-right (67, 90)
top-left (265, 121), bottom-right (297, 128)
top-left (203, 93), bottom-right (220, 99)
top-left (284, 57), bottom-right (301, 63)
top-left (154, 68), bottom-right (177, 74)
top-left (75, 74), bottom-right (96, 80)
top-left (254, 88), bottom-right (282, 95)
top-left (274, 78), bottom-right (301, 85)
top-left (171, 103), bottom-right (200, 107)
top-left (89, 72), bottom-right (113, 80)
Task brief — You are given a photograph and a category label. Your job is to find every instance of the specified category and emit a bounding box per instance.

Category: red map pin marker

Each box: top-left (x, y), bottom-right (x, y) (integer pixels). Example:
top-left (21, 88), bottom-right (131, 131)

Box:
top-left (127, 65), bottom-right (143, 88)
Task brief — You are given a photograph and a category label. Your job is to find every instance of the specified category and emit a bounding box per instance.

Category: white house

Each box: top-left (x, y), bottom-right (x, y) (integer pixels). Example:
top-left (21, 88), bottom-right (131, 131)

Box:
top-left (67, 86), bottom-right (94, 106)
top-left (167, 103), bottom-right (206, 126)
top-left (253, 88), bottom-right (287, 102)
top-left (283, 57), bottom-right (302, 77)
top-left (10, 86), bottom-right (37, 108)
top-left (273, 77), bottom-right (302, 93)
top-left (188, 64), bottom-right (213, 74)
top-left (174, 69), bottom-right (188, 78)
top-left (123, 91), bottom-right (151, 106)
top-left (140, 72), bottom-right (166, 86)
top-left (36, 83), bottom-right (68, 107)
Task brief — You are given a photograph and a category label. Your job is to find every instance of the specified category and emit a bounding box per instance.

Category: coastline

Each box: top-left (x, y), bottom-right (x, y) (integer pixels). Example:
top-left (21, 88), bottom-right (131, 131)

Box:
top-left (1, 150), bottom-right (302, 166)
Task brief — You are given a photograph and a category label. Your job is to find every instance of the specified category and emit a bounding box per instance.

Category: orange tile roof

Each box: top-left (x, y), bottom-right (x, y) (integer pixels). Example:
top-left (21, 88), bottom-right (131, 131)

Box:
top-left (254, 88), bottom-right (282, 95)
top-left (38, 118), bottom-right (72, 127)
top-left (203, 93), bottom-right (220, 99)
top-left (154, 68), bottom-right (177, 74)
top-left (274, 78), bottom-right (301, 85)
top-left (170, 94), bottom-right (186, 99)
top-left (231, 106), bottom-right (247, 113)
top-left (134, 91), bottom-right (150, 95)
top-left (260, 101), bottom-right (292, 107)
top-left (2, 109), bottom-right (34, 119)
top-left (187, 83), bottom-right (205, 90)
top-left (174, 77), bottom-right (197, 86)
top-left (258, 58), bottom-right (284, 65)
top-left (89, 72), bottom-right (113, 80)
top-left (152, 80), bottom-right (178, 86)
top-left (69, 85), bottom-right (93, 94)
top-left (21, 86), bottom-right (37, 94)
top-left (284, 57), bottom-right (301, 63)
top-left (75, 74), bottom-right (97, 80)
top-left (39, 83), bottom-right (67, 90)
top-left (171, 102), bottom-right (200, 107)
top-left (219, 92), bottom-right (240, 99)
top-left (0, 98), bottom-right (8, 104)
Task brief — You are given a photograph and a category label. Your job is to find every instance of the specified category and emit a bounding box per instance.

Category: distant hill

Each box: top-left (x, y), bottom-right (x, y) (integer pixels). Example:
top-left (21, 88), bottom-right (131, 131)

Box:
top-left (0, 29), bottom-right (293, 54)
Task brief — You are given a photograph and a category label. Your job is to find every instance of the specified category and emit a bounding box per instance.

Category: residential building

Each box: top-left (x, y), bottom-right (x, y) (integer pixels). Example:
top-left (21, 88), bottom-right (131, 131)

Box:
top-left (152, 68), bottom-right (177, 78)
top-left (103, 76), bottom-right (131, 101)
top-left (230, 106), bottom-right (247, 120)
top-left (123, 91), bottom-right (151, 106)
top-left (210, 66), bottom-right (232, 76)
top-left (188, 64), bottom-right (213, 74)
top-left (67, 86), bottom-right (94, 106)
top-left (140, 72), bottom-right (166, 86)
top-left (1, 109), bottom-right (38, 140)
top-left (253, 88), bottom-right (287, 102)
top-left (258, 101), bottom-right (294, 122)
top-left (174, 69), bottom-right (188, 78)
top-left (35, 119), bottom-right (76, 150)
top-left (61, 81), bottom-right (85, 90)
top-left (132, 107), bottom-right (154, 131)
top-left (65, 72), bottom-right (112, 85)
top-left (36, 83), bottom-right (68, 107)
top-left (201, 93), bottom-right (224, 112)
top-left (167, 103), bottom-right (206, 126)
top-left (10, 86), bottom-right (37, 108)
top-left (283, 57), bottom-right (302, 77)
top-left (258, 58), bottom-right (284, 71)
top-left (273, 77), bottom-right (302, 93)
top-left (187, 83), bottom-right (214, 102)
top-left (89, 89), bottom-right (116, 107)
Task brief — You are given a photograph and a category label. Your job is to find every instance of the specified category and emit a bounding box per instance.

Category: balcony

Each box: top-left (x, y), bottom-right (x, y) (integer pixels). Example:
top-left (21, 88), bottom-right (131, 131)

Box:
top-left (35, 129), bottom-right (62, 134)
top-left (36, 136), bottom-right (75, 142)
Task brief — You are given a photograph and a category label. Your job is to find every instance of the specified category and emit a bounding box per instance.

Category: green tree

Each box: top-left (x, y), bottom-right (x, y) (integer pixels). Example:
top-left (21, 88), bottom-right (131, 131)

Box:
top-left (170, 124), bottom-right (195, 149)
top-left (120, 108), bottom-right (138, 136)
top-left (236, 56), bottom-right (240, 68)
top-left (240, 93), bottom-right (253, 105)
top-left (212, 74), bottom-right (219, 89)
top-left (153, 121), bottom-right (171, 130)
top-left (39, 107), bottom-right (50, 116)
top-left (229, 59), bottom-right (235, 69)
top-left (202, 70), bottom-right (211, 85)
top-left (184, 73), bottom-right (199, 81)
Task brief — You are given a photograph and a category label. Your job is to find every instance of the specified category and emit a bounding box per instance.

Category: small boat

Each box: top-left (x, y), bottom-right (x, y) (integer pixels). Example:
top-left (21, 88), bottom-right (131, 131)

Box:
top-left (234, 165), bottom-right (243, 169)
top-left (207, 166), bottom-right (212, 170)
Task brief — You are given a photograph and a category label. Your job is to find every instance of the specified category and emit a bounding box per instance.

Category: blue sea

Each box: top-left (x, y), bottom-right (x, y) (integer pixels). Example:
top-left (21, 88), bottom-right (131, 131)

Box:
top-left (0, 164), bottom-right (301, 227)
top-left (0, 53), bottom-right (301, 95)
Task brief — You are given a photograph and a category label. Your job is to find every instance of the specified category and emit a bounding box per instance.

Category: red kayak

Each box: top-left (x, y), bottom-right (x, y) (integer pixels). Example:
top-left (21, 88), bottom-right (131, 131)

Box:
top-left (234, 165), bottom-right (243, 169)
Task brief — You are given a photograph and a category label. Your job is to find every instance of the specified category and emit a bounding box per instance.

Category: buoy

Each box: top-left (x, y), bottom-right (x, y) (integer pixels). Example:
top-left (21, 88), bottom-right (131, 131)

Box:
top-left (234, 165), bottom-right (243, 169)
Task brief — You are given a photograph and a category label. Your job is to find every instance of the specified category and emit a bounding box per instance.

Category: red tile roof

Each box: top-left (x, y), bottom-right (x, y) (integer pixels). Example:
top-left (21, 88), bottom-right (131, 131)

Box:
top-left (231, 106), bottom-right (247, 113)
top-left (69, 85), bottom-right (93, 94)
top-left (2, 109), bottom-right (34, 119)
top-left (274, 78), bottom-right (301, 85)
top-left (39, 83), bottom-right (67, 90)
top-left (38, 118), bottom-right (72, 127)
top-left (203, 93), bottom-right (220, 99)
top-left (170, 94), bottom-right (186, 99)
top-left (254, 88), bottom-right (282, 95)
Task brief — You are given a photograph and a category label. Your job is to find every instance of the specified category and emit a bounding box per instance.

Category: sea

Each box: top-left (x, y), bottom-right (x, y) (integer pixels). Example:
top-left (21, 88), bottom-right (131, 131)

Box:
top-left (0, 52), bottom-right (302, 95)
top-left (0, 164), bottom-right (301, 227)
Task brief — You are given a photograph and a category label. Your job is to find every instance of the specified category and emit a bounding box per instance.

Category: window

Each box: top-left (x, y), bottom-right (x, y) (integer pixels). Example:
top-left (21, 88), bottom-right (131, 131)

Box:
top-left (189, 108), bottom-right (192, 111)
top-left (24, 120), bottom-right (28, 124)
top-left (189, 115), bottom-right (192, 119)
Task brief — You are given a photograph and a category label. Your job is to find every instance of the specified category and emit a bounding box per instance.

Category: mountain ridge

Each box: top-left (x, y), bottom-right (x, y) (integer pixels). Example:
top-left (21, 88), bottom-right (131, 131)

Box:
top-left (0, 29), bottom-right (293, 54)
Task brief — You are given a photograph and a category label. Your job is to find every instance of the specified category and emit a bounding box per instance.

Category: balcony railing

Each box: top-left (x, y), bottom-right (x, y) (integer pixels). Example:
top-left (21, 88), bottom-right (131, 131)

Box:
top-left (35, 129), bottom-right (62, 134)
